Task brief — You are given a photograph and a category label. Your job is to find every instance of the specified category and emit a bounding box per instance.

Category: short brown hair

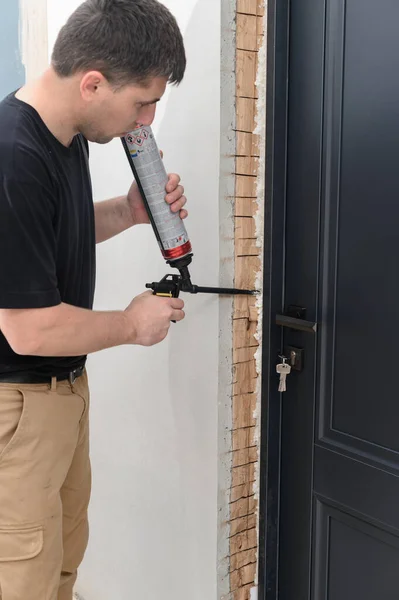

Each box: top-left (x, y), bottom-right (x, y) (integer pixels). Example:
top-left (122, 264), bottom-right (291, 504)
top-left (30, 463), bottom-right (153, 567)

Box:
top-left (51, 0), bottom-right (186, 87)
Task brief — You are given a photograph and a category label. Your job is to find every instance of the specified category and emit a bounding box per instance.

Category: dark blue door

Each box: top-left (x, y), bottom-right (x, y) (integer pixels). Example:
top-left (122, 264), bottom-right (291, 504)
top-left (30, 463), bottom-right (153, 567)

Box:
top-left (261, 1), bottom-right (399, 598)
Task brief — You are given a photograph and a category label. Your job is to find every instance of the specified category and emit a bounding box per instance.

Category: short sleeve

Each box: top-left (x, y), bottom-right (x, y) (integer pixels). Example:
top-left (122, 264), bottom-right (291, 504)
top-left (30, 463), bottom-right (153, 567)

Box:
top-left (0, 176), bottom-right (61, 309)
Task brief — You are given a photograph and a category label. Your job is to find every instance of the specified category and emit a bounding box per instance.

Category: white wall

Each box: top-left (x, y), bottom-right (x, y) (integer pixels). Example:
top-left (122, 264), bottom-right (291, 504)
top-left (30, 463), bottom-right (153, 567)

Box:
top-left (47, 2), bottom-right (222, 599)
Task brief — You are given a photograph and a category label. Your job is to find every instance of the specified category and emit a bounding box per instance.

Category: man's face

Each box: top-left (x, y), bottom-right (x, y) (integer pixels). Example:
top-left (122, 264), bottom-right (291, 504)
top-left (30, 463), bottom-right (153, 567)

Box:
top-left (78, 74), bottom-right (168, 144)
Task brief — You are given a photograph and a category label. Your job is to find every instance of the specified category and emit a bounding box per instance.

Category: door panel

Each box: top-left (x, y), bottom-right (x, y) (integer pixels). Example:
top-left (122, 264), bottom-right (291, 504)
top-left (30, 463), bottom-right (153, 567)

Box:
top-left (329, 517), bottom-right (399, 600)
top-left (329, 0), bottom-right (399, 450)
top-left (314, 503), bottom-right (399, 600)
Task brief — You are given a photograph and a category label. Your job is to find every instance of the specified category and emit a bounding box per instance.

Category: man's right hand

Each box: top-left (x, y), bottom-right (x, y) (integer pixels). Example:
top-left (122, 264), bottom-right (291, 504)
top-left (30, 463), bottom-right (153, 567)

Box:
top-left (125, 291), bottom-right (185, 347)
top-left (0, 292), bottom-right (185, 358)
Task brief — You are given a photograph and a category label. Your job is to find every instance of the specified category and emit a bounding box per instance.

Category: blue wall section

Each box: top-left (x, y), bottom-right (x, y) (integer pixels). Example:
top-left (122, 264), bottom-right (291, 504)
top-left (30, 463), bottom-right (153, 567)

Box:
top-left (0, 0), bottom-right (26, 100)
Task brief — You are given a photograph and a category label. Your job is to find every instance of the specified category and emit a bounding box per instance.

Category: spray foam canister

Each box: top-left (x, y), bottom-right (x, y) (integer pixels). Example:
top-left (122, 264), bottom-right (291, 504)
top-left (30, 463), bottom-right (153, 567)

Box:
top-left (121, 126), bottom-right (193, 263)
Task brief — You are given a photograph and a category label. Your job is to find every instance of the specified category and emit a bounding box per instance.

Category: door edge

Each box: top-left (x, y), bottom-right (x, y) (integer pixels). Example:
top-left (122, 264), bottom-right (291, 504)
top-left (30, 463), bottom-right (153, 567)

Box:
top-left (258, 0), bottom-right (290, 597)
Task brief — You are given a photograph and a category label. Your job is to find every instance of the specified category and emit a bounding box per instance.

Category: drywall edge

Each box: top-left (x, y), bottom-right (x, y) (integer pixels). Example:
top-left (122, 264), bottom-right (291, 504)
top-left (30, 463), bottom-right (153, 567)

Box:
top-left (19, 0), bottom-right (48, 82)
top-left (217, 0), bottom-right (236, 598)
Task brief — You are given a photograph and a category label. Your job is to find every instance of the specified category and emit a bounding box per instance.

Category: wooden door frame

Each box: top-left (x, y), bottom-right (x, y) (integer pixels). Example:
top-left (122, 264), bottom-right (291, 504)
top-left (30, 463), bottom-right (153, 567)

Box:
top-left (258, 0), bottom-right (290, 597)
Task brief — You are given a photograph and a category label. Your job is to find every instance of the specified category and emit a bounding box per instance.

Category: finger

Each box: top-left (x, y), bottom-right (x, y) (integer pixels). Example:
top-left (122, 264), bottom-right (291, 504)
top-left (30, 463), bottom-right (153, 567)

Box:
top-left (179, 209), bottom-right (188, 220)
top-left (170, 196), bottom-right (187, 213)
top-left (172, 309), bottom-right (185, 322)
top-left (166, 187), bottom-right (185, 205)
top-left (159, 150), bottom-right (164, 159)
top-left (166, 173), bottom-right (181, 193)
top-left (170, 298), bottom-right (185, 310)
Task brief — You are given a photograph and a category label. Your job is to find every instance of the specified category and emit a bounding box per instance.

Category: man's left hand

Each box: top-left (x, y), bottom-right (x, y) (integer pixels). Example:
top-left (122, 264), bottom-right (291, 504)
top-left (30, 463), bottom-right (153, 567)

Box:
top-left (127, 173), bottom-right (188, 226)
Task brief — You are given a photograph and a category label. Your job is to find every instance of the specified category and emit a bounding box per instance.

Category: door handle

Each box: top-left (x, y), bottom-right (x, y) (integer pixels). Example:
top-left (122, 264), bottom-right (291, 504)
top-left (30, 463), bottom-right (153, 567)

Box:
top-left (275, 314), bottom-right (317, 333)
top-left (276, 306), bottom-right (317, 333)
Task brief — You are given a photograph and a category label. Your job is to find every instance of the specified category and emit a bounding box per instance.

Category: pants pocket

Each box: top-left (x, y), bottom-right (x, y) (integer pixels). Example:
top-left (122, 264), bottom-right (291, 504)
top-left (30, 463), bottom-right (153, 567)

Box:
top-left (0, 526), bottom-right (45, 600)
top-left (0, 389), bottom-right (26, 464)
top-left (0, 526), bottom-right (44, 562)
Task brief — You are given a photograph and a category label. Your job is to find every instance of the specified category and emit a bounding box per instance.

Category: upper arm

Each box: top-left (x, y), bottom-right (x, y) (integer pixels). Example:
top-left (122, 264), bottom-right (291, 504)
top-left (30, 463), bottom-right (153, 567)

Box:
top-left (0, 159), bottom-right (62, 351)
top-left (0, 175), bottom-right (61, 310)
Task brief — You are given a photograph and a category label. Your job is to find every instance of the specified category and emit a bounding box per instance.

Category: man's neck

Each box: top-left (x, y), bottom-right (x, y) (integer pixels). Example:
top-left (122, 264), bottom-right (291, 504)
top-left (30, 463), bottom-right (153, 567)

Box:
top-left (15, 69), bottom-right (79, 147)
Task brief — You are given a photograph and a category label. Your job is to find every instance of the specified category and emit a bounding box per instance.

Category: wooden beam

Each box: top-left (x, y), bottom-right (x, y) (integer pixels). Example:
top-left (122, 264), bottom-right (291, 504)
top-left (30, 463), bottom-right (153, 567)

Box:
top-left (235, 255), bottom-right (260, 290)
top-left (237, 14), bottom-right (258, 51)
top-left (232, 584), bottom-right (254, 600)
top-left (229, 513), bottom-right (257, 537)
top-left (233, 377), bottom-right (257, 396)
top-left (231, 482), bottom-right (255, 502)
top-left (233, 318), bottom-right (258, 349)
top-left (236, 156), bottom-right (259, 176)
top-left (235, 197), bottom-right (257, 217)
top-left (232, 462), bottom-right (256, 487)
top-left (234, 294), bottom-right (258, 321)
top-left (236, 132), bottom-right (260, 157)
top-left (233, 360), bottom-right (257, 384)
top-left (231, 1), bottom-right (264, 596)
top-left (230, 528), bottom-right (258, 555)
top-left (230, 547), bottom-right (257, 571)
top-left (230, 496), bottom-right (256, 521)
top-left (235, 216), bottom-right (256, 239)
top-left (232, 426), bottom-right (257, 451)
top-left (237, 50), bottom-right (258, 98)
top-left (237, 0), bottom-right (258, 15)
top-left (235, 239), bottom-right (260, 257)
top-left (233, 393), bottom-right (257, 429)
top-left (235, 175), bottom-right (257, 198)
top-left (230, 562), bottom-right (257, 592)
top-left (236, 97), bottom-right (256, 132)
top-left (233, 346), bottom-right (257, 364)
top-left (232, 446), bottom-right (258, 468)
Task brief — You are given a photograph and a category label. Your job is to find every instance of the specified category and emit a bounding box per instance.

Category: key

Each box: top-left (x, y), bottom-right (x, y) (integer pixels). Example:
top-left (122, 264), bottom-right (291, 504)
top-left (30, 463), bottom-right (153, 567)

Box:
top-left (276, 359), bottom-right (291, 392)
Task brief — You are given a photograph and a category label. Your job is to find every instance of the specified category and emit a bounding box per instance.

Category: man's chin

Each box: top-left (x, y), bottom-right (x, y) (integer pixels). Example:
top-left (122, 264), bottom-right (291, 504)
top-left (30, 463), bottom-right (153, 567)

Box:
top-left (86, 134), bottom-right (116, 144)
top-left (94, 136), bottom-right (115, 145)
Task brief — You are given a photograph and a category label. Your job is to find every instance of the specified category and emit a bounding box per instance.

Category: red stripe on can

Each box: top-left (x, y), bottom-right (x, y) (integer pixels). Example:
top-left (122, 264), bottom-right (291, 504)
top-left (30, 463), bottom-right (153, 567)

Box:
top-left (162, 241), bottom-right (193, 260)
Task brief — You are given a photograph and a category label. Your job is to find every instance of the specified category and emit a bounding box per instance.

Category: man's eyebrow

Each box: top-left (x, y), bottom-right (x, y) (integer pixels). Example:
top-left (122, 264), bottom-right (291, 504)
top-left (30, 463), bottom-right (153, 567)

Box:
top-left (138, 98), bottom-right (160, 106)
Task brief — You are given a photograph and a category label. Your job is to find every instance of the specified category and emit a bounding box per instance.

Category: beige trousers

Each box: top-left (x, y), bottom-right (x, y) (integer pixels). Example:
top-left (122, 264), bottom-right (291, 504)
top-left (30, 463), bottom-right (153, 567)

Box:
top-left (0, 371), bottom-right (91, 600)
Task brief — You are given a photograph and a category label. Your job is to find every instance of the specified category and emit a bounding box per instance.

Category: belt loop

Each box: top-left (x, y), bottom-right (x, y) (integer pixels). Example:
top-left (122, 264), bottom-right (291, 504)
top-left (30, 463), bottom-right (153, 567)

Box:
top-left (51, 376), bottom-right (57, 392)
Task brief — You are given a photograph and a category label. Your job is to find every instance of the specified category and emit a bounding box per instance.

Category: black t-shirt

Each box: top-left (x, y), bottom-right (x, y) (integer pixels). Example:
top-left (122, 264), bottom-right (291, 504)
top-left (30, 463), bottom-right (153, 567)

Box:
top-left (0, 92), bottom-right (96, 376)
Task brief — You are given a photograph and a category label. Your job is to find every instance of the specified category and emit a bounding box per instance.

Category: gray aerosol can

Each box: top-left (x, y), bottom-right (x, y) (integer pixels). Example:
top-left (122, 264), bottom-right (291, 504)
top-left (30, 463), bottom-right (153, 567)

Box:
top-left (121, 126), bottom-right (193, 263)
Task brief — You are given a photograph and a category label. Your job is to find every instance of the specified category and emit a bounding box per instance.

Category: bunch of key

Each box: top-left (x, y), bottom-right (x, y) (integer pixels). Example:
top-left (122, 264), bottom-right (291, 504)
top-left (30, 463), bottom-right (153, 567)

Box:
top-left (276, 357), bottom-right (291, 392)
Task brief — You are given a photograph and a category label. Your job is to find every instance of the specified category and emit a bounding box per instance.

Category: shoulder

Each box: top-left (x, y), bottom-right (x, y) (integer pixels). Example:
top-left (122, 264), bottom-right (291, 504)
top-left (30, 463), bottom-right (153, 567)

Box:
top-left (0, 95), bottom-right (56, 189)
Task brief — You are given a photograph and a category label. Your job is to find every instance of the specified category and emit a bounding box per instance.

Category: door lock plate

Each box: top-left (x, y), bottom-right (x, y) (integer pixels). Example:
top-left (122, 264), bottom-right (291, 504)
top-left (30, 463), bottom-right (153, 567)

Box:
top-left (284, 346), bottom-right (304, 372)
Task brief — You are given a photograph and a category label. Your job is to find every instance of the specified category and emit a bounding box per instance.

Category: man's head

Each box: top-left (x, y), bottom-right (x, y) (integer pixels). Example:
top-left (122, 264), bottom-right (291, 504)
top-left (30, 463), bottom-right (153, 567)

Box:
top-left (51, 0), bottom-right (186, 143)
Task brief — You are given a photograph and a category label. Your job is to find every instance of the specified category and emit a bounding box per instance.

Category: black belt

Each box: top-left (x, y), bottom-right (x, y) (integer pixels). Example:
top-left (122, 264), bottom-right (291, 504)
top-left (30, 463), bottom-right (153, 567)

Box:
top-left (0, 366), bottom-right (85, 385)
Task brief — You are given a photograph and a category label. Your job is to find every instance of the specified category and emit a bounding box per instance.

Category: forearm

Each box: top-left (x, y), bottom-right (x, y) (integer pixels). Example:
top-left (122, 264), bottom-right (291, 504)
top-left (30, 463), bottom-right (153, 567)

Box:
top-left (2, 303), bottom-right (132, 357)
top-left (94, 195), bottom-right (134, 243)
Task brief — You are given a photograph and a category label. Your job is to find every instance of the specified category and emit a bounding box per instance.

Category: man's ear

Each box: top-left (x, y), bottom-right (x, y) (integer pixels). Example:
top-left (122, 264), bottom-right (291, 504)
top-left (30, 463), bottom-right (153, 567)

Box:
top-left (80, 71), bottom-right (108, 102)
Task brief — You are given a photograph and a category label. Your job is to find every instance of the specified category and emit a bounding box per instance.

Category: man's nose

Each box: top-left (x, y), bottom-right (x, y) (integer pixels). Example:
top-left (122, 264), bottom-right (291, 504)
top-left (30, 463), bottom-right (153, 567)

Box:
top-left (139, 105), bottom-right (156, 126)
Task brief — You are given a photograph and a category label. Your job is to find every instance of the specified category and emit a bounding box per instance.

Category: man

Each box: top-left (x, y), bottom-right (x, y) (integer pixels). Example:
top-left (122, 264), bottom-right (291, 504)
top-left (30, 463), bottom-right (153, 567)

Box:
top-left (0, 0), bottom-right (187, 598)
